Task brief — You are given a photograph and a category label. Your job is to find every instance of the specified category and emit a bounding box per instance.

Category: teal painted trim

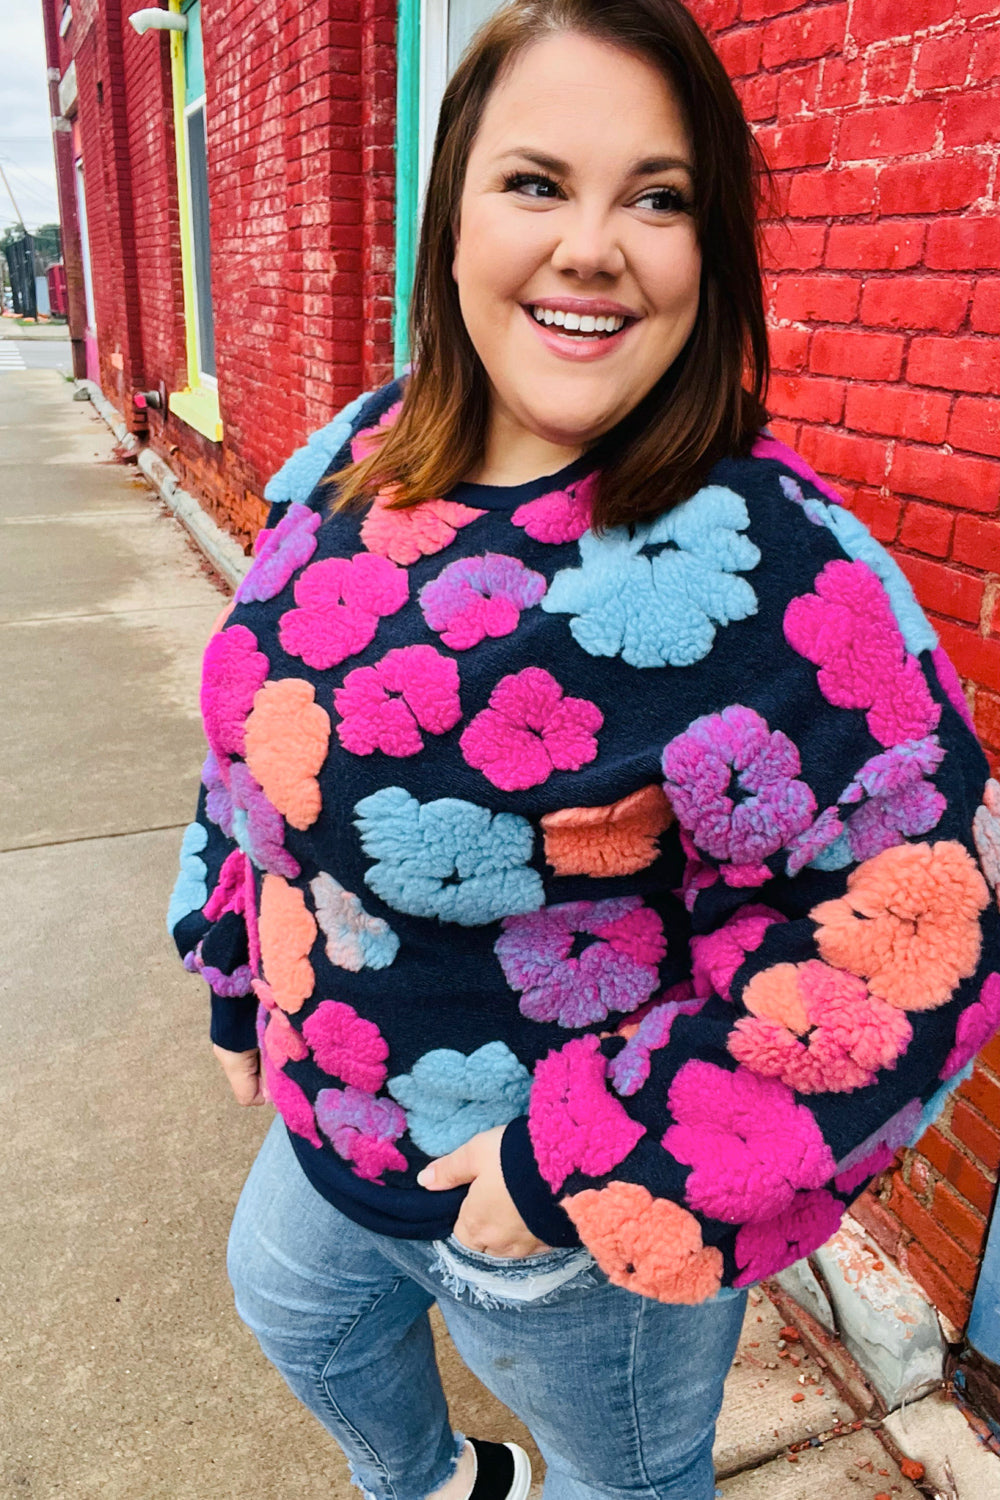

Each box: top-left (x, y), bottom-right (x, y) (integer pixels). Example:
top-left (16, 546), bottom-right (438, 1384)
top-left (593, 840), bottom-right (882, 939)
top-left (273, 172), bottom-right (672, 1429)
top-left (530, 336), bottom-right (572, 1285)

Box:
top-left (182, 0), bottom-right (204, 106)
top-left (394, 0), bottom-right (421, 372)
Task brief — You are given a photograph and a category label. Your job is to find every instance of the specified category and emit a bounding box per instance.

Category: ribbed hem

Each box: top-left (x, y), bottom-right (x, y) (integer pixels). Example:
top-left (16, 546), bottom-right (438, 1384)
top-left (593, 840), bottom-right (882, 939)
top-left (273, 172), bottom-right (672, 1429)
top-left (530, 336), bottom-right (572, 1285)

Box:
top-left (500, 1116), bottom-right (581, 1248)
top-left (209, 994), bottom-right (259, 1052)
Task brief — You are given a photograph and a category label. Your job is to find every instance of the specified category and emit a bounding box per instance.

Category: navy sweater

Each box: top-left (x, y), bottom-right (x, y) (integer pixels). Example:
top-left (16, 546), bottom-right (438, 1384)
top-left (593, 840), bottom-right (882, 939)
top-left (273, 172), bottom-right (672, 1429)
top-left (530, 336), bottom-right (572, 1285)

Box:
top-left (170, 381), bottom-right (1000, 1302)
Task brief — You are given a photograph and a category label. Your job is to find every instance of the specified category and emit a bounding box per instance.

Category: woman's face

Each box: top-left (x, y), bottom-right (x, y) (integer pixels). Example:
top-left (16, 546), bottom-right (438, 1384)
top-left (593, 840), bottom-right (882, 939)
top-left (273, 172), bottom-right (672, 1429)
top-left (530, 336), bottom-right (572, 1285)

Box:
top-left (454, 32), bottom-right (702, 466)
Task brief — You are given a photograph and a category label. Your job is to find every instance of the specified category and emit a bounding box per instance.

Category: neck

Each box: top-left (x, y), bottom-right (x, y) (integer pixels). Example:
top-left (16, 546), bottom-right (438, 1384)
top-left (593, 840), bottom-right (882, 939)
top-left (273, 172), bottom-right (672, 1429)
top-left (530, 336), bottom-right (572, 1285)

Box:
top-left (468, 406), bottom-right (586, 487)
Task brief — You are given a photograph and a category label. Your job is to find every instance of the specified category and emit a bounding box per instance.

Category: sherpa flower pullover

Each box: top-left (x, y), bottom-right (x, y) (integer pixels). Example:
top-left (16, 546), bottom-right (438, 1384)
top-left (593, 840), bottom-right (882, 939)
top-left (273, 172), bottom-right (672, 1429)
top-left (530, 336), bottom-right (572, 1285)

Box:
top-left (170, 379), bottom-right (1000, 1304)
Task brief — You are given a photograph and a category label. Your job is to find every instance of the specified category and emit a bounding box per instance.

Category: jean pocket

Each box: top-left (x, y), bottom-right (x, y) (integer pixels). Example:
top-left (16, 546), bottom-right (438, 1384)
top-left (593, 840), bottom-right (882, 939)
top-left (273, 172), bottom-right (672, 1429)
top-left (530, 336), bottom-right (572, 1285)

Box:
top-left (431, 1235), bottom-right (599, 1307)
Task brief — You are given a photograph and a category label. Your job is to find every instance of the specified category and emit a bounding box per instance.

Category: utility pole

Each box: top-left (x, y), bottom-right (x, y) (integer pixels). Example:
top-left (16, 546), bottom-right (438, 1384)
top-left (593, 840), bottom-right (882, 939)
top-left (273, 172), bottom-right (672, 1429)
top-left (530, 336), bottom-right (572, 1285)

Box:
top-left (0, 160), bottom-right (27, 230)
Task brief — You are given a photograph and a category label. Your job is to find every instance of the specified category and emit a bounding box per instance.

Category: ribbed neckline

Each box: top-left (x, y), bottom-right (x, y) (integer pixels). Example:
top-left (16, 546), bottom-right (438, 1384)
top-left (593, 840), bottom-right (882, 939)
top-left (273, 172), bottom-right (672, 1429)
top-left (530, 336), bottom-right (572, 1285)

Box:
top-left (449, 452), bottom-right (596, 511)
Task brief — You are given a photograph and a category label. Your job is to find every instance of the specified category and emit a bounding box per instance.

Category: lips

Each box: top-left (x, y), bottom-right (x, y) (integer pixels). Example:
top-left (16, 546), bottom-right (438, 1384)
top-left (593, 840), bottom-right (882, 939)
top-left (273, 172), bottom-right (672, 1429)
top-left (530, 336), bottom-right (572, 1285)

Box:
top-left (522, 303), bottom-right (636, 361)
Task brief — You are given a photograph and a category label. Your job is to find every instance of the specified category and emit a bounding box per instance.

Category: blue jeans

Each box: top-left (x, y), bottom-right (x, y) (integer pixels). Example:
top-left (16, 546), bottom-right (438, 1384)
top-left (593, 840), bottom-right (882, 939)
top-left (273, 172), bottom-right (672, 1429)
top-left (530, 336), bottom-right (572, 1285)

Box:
top-left (228, 1119), bottom-right (746, 1500)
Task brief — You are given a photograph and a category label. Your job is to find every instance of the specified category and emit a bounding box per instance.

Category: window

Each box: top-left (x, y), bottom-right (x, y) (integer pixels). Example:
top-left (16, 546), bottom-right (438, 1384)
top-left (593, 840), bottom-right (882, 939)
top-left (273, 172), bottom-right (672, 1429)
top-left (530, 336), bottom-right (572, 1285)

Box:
top-left (394, 0), bottom-right (504, 369)
top-left (168, 0), bottom-right (222, 441)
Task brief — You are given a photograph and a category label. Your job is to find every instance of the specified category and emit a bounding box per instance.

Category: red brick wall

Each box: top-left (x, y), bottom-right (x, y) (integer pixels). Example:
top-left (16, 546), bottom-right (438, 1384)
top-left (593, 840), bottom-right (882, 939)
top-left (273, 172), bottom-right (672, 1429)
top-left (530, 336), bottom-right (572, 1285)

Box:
top-left (691, 0), bottom-right (1000, 1331)
top-left (63, 1), bottom-right (397, 549)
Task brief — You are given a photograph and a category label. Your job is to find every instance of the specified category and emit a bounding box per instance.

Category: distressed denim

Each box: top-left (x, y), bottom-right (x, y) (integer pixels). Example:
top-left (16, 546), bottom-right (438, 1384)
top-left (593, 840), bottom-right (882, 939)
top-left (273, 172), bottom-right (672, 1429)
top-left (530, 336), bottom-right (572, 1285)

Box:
top-left (228, 1118), bottom-right (746, 1500)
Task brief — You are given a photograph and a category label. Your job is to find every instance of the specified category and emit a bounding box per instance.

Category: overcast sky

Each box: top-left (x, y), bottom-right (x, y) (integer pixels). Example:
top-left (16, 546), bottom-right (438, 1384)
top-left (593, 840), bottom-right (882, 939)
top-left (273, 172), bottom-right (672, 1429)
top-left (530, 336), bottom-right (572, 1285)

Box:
top-left (0, 0), bottom-right (61, 231)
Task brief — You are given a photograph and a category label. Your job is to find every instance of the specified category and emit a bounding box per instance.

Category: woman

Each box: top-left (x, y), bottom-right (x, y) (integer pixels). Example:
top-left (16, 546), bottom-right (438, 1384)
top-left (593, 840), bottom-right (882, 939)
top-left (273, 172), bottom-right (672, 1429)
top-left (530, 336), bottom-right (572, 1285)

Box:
top-left (170, 3), bottom-right (1000, 1498)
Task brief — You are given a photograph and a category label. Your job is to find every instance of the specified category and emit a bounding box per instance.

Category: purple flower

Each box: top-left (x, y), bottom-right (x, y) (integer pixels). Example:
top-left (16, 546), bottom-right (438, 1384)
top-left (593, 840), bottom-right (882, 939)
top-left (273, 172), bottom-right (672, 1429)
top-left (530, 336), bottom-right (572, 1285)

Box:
top-left (608, 994), bottom-right (706, 1096)
top-left (940, 972), bottom-right (1000, 1080)
top-left (419, 553), bottom-right (547, 650)
top-left (237, 503), bottom-right (322, 604)
top-left (315, 1085), bottom-right (408, 1182)
top-left (217, 760), bottom-right (299, 878)
top-left (840, 737), bottom-right (946, 861)
top-left (495, 896), bottom-right (667, 1027)
top-left (662, 706), bottom-right (816, 888)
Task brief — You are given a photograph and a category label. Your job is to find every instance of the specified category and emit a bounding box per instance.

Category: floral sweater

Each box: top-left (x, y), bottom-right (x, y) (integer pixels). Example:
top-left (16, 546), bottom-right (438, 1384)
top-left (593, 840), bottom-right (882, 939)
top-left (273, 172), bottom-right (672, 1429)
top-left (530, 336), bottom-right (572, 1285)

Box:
top-left (170, 380), bottom-right (1000, 1304)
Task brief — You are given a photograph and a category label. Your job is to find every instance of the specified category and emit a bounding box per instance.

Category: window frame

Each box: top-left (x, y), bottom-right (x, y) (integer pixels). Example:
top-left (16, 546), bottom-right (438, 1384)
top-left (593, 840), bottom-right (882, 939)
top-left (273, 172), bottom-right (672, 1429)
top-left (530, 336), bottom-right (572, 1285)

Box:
top-left (168, 0), bottom-right (222, 441)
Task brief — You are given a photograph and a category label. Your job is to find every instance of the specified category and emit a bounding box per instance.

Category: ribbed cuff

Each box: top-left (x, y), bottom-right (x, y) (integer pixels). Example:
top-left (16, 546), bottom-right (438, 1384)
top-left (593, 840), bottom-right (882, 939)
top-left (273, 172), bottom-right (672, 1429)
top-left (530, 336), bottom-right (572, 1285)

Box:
top-left (209, 994), bottom-right (260, 1053)
top-left (500, 1115), bottom-right (581, 1248)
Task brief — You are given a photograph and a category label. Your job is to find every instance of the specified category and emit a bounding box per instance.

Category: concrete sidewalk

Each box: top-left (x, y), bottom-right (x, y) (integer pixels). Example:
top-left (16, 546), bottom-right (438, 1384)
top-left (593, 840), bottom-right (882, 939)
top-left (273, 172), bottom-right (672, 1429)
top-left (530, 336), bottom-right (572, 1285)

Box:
top-left (0, 370), bottom-right (987, 1498)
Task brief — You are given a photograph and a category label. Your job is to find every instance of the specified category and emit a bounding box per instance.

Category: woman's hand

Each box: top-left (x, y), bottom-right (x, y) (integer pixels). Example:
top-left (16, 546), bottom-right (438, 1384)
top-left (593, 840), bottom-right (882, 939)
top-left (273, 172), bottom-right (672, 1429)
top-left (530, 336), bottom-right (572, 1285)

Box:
top-left (417, 1125), bottom-right (550, 1258)
top-left (213, 1044), bottom-right (268, 1106)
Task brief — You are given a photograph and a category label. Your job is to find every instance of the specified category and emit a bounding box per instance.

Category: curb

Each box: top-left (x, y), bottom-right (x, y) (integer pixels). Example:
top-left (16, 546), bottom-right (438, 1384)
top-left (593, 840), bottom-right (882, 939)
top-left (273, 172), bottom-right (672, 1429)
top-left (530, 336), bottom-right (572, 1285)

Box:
top-left (76, 380), bottom-right (248, 592)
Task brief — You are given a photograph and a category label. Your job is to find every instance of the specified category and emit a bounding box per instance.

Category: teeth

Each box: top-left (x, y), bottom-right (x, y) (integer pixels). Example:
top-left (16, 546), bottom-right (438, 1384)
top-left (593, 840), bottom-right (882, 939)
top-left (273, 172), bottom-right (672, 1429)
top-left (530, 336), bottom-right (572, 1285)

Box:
top-left (530, 307), bottom-right (627, 335)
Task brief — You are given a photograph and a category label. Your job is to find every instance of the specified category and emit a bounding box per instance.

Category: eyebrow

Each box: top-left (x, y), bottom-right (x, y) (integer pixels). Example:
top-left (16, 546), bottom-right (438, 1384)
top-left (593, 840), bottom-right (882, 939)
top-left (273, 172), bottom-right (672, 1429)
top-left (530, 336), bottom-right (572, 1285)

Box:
top-left (499, 148), bottom-right (694, 177)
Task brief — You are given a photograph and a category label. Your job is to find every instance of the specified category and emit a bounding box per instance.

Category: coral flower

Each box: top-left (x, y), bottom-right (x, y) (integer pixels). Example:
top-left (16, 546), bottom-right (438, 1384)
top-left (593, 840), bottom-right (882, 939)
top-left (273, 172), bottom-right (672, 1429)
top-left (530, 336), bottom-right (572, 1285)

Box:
top-left (562, 1181), bottom-right (723, 1304)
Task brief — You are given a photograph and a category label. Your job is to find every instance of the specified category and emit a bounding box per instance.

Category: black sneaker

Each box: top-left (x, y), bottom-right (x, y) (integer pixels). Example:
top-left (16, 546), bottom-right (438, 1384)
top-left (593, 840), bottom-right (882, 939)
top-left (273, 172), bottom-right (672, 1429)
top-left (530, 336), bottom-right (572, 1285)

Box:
top-left (466, 1437), bottom-right (532, 1500)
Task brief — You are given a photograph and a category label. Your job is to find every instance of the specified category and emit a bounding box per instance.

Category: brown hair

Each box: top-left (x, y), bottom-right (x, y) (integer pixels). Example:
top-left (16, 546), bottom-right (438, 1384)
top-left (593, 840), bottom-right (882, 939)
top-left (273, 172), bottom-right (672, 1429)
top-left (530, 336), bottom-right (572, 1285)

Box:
top-left (332, 0), bottom-right (770, 531)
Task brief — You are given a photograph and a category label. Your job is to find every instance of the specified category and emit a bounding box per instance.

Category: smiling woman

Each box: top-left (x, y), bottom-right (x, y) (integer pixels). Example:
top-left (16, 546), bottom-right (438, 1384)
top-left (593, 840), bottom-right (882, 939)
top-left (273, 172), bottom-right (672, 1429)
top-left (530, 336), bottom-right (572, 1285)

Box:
top-left (171, 4), bottom-right (1000, 1500)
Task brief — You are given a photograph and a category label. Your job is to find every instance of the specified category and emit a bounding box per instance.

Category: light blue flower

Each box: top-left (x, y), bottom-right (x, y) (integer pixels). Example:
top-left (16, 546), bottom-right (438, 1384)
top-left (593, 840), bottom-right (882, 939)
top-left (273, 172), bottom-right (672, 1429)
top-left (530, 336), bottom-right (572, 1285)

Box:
top-left (263, 390), bottom-right (374, 504)
top-left (388, 1041), bottom-right (532, 1155)
top-left (542, 485), bottom-right (759, 667)
top-left (354, 786), bottom-right (543, 926)
top-left (310, 872), bottom-right (399, 971)
top-left (167, 822), bottom-right (208, 934)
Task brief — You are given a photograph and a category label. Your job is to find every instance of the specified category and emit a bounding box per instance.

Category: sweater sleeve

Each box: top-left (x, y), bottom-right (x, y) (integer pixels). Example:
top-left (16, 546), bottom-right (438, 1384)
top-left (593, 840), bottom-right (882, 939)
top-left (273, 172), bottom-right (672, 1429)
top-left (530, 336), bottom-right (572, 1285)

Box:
top-left (503, 479), bottom-right (1000, 1301)
top-left (168, 385), bottom-right (398, 1049)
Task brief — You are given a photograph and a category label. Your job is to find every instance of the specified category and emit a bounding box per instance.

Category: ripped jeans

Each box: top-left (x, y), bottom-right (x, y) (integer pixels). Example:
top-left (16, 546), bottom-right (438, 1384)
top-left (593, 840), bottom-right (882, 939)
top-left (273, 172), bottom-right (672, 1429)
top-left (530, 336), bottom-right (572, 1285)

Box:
top-left (227, 1119), bottom-right (746, 1500)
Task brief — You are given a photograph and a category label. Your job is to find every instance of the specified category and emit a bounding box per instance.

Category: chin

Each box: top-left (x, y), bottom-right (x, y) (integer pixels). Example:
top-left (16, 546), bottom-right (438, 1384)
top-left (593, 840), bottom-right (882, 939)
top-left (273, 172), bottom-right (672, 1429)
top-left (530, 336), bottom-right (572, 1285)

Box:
top-left (518, 397), bottom-right (627, 449)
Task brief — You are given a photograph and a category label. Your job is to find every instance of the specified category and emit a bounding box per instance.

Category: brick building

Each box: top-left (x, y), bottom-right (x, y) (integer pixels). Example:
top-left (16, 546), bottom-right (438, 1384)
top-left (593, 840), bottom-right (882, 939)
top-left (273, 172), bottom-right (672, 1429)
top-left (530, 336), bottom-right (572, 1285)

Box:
top-left (46, 0), bottom-right (1000, 1383)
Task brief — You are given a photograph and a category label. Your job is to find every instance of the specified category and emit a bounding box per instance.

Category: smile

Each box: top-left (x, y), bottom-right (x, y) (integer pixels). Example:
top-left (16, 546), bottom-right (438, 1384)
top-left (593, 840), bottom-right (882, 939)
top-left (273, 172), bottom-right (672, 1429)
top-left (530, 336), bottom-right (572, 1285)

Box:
top-left (527, 304), bottom-right (629, 337)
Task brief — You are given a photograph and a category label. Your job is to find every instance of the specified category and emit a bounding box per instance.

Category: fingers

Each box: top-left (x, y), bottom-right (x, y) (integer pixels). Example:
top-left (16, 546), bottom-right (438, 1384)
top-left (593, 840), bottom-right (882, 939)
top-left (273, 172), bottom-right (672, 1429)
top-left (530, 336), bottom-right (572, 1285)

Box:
top-left (212, 1044), bottom-right (266, 1106)
top-left (417, 1140), bottom-right (473, 1190)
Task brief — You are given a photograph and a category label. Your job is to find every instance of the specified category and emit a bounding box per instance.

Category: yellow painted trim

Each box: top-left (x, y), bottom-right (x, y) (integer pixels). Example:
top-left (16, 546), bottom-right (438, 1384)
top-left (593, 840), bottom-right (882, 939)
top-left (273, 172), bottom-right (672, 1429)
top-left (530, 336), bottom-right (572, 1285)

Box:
top-left (169, 0), bottom-right (222, 439)
top-left (169, 386), bottom-right (223, 443)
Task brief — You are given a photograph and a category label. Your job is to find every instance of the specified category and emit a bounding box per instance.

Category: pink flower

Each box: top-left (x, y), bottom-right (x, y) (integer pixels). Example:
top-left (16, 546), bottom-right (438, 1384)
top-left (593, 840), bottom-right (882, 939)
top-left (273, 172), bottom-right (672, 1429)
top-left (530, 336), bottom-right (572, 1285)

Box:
top-left (730, 960), bottom-right (913, 1094)
top-left (663, 1061), bottom-right (835, 1223)
top-left (314, 1085), bottom-right (408, 1181)
top-left (734, 1189), bottom-right (843, 1285)
top-left (200, 625), bottom-right (270, 767)
top-left (495, 896), bottom-right (667, 1027)
top-left (511, 472), bottom-right (597, 543)
top-left (419, 553), bottom-right (547, 650)
top-left (361, 492), bottom-right (486, 565)
top-left (690, 904), bottom-right (787, 1002)
top-left (203, 849), bottom-right (251, 923)
top-left (278, 554), bottom-right (408, 669)
top-left (784, 559), bottom-right (940, 747)
top-left (349, 400), bottom-right (403, 462)
top-left (529, 1035), bottom-right (646, 1192)
top-left (460, 667), bottom-right (602, 792)
top-left (838, 737), bottom-right (946, 862)
top-left (237, 504), bottom-right (321, 603)
top-left (940, 972), bottom-right (1000, 1079)
top-left (257, 1017), bottom-right (322, 1149)
top-left (677, 828), bottom-right (718, 912)
top-left (301, 1000), bottom-right (390, 1092)
top-left (662, 706), bottom-right (816, 887)
top-left (334, 645), bottom-right (461, 757)
top-left (931, 646), bottom-right (976, 730)
top-left (261, 1008), bottom-right (310, 1068)
top-left (751, 435), bottom-right (846, 509)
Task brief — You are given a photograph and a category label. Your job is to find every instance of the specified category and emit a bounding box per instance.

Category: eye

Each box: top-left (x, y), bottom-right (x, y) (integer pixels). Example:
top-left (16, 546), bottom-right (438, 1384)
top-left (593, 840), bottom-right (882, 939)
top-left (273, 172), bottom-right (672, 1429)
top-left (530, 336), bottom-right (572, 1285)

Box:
top-left (501, 170), bottom-right (564, 200)
top-left (633, 185), bottom-right (692, 215)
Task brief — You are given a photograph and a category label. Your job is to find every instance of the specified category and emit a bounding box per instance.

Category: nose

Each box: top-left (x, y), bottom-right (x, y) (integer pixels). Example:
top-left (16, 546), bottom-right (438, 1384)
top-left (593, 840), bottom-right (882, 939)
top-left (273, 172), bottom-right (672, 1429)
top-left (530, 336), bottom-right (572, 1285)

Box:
top-left (549, 204), bottom-right (626, 280)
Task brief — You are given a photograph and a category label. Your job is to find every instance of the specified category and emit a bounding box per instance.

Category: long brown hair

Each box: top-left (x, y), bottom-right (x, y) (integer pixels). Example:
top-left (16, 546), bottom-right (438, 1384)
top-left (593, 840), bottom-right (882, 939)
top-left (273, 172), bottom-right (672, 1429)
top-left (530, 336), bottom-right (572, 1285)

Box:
top-left (332, 0), bottom-right (770, 531)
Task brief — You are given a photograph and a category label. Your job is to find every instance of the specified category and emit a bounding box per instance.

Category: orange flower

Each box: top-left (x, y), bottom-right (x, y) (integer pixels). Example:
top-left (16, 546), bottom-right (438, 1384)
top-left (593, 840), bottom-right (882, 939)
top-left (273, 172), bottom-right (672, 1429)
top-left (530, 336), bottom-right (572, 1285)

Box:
top-left (244, 678), bottom-right (330, 830)
top-left (562, 1180), bottom-right (722, 1304)
top-left (541, 785), bottom-right (674, 877)
top-left (812, 841), bottom-right (988, 1011)
top-left (259, 873), bottom-right (317, 1013)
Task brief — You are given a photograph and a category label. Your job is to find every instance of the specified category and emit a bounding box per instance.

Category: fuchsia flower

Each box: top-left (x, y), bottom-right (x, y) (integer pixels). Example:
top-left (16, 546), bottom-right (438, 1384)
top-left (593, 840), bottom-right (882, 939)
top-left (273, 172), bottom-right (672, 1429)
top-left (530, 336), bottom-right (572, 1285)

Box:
top-left (419, 553), bottom-right (547, 650)
top-left (460, 667), bottom-right (603, 791)
top-left (278, 554), bottom-right (408, 669)
top-left (236, 503), bottom-right (321, 603)
top-left (257, 1010), bottom-right (322, 1149)
top-left (349, 400), bottom-right (403, 462)
top-left (495, 896), bottom-right (667, 1027)
top-left (662, 706), bottom-right (816, 887)
top-left (334, 645), bottom-right (461, 757)
top-left (940, 972), bottom-right (1000, 1079)
top-left (314, 1086), bottom-right (408, 1181)
top-left (663, 1061), bottom-right (835, 1224)
top-left (261, 1008), bottom-right (310, 1068)
top-left (511, 472), bottom-right (597, 543)
top-left (360, 492), bottom-right (486, 565)
top-left (203, 849), bottom-right (250, 923)
top-left (529, 1035), bottom-right (646, 1192)
top-left (690, 904), bottom-right (787, 1003)
top-left (784, 559), bottom-right (940, 747)
top-left (200, 625), bottom-right (270, 768)
top-left (734, 1189), bottom-right (844, 1285)
top-left (730, 959), bottom-right (913, 1094)
top-left (301, 1001), bottom-right (390, 1092)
